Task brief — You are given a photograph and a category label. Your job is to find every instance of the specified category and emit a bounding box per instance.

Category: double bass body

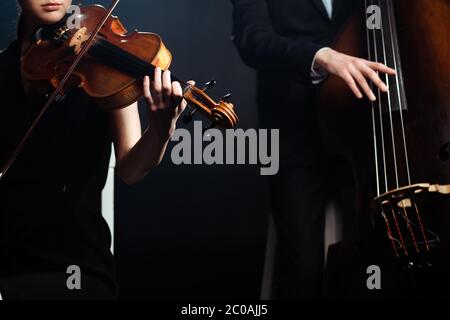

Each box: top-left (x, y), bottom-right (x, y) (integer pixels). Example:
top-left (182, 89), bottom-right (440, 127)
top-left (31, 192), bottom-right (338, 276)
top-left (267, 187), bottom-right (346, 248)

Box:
top-left (319, 0), bottom-right (450, 298)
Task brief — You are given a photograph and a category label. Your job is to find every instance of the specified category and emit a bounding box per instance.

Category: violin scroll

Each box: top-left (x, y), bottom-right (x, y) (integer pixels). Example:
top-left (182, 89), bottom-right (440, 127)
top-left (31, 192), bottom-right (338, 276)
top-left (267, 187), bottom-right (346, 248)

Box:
top-left (182, 82), bottom-right (238, 129)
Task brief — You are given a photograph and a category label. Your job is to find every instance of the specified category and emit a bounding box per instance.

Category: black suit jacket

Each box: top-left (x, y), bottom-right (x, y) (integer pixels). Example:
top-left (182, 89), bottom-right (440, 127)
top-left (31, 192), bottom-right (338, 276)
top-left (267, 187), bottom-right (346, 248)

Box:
top-left (231, 0), bottom-right (359, 83)
top-left (231, 0), bottom-right (359, 156)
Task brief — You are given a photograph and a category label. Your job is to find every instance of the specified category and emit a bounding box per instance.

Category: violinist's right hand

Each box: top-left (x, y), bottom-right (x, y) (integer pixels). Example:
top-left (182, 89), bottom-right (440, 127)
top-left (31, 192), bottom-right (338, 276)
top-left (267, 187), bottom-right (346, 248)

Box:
top-left (314, 48), bottom-right (396, 101)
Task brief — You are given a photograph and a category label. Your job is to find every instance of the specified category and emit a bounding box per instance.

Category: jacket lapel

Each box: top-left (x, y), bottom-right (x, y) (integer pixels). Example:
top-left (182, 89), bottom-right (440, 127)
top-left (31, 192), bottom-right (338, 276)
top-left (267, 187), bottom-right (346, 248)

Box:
top-left (310, 0), bottom-right (331, 21)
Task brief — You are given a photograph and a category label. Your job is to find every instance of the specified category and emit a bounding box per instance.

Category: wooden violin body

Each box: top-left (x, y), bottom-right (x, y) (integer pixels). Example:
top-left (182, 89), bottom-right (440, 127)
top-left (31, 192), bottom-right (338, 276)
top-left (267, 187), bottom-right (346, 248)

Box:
top-left (21, 5), bottom-right (238, 128)
top-left (22, 5), bottom-right (172, 109)
top-left (319, 0), bottom-right (450, 298)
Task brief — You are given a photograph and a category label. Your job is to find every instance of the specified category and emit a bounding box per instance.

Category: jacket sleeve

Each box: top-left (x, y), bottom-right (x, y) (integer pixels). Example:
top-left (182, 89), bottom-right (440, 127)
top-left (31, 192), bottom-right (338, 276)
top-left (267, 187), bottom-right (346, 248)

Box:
top-left (231, 0), bottom-right (323, 83)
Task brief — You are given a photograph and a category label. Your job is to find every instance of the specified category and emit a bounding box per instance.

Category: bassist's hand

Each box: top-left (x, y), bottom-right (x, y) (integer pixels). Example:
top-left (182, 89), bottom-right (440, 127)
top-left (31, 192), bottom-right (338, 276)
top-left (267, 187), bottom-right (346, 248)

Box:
top-left (314, 48), bottom-right (396, 101)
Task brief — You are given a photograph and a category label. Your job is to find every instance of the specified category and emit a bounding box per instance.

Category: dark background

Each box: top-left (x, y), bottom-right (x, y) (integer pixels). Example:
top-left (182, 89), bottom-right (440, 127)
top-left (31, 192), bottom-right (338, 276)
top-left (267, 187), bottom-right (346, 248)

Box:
top-left (0, 0), bottom-right (269, 299)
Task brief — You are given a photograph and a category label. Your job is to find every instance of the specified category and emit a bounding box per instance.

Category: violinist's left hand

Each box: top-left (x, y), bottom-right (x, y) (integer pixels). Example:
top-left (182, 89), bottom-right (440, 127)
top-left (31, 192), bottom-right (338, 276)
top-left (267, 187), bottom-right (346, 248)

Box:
top-left (110, 67), bottom-right (194, 185)
top-left (143, 67), bottom-right (194, 140)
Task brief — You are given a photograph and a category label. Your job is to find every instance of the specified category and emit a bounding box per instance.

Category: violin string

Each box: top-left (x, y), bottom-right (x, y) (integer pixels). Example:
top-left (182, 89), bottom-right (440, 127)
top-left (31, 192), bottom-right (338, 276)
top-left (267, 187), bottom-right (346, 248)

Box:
top-left (378, 0), bottom-right (399, 189)
top-left (365, 0), bottom-right (381, 196)
top-left (386, 0), bottom-right (412, 186)
top-left (370, 0), bottom-right (389, 193)
top-left (92, 38), bottom-right (190, 91)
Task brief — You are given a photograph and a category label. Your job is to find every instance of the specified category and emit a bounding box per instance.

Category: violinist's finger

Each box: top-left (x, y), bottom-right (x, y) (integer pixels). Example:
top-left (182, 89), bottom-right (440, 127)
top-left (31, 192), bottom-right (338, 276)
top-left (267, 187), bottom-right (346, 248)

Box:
top-left (162, 70), bottom-right (172, 105)
top-left (179, 80), bottom-right (195, 113)
top-left (180, 99), bottom-right (188, 113)
top-left (153, 67), bottom-right (163, 104)
top-left (171, 81), bottom-right (183, 108)
top-left (143, 76), bottom-right (155, 110)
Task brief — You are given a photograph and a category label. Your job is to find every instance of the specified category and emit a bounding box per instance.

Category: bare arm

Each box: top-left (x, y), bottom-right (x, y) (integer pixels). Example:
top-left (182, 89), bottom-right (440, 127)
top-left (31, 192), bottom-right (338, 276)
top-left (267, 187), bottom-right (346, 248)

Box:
top-left (110, 67), bottom-right (189, 185)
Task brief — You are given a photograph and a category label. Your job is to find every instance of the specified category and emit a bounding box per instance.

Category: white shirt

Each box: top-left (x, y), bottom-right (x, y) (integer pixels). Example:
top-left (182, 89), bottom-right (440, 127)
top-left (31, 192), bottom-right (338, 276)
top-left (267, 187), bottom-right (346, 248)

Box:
top-left (322, 0), bottom-right (333, 19)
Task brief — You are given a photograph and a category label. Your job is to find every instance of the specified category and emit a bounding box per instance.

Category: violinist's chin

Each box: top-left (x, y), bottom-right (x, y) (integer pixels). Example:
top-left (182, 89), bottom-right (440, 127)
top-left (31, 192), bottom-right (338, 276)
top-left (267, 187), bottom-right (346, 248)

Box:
top-left (38, 2), bottom-right (67, 24)
top-left (41, 3), bottom-right (64, 13)
top-left (19, 0), bottom-right (71, 25)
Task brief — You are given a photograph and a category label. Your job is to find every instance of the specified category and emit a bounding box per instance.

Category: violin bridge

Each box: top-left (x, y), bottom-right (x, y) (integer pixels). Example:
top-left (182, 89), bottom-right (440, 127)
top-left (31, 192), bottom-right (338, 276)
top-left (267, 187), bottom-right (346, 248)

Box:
top-left (69, 27), bottom-right (90, 55)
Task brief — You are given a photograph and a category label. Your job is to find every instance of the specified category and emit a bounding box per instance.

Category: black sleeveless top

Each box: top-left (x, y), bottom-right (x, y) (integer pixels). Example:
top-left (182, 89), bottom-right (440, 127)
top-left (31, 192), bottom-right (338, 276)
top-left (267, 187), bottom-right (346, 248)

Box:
top-left (0, 40), bottom-right (117, 295)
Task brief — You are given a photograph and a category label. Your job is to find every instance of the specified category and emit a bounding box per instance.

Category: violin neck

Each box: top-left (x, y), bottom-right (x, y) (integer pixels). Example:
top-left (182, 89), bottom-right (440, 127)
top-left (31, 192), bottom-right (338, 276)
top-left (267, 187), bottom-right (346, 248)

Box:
top-left (89, 37), bottom-right (192, 94)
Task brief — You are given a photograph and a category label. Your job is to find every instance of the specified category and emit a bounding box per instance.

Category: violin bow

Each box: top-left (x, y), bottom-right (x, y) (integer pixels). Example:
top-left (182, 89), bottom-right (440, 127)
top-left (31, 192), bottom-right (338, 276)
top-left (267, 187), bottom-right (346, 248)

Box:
top-left (0, 0), bottom-right (120, 182)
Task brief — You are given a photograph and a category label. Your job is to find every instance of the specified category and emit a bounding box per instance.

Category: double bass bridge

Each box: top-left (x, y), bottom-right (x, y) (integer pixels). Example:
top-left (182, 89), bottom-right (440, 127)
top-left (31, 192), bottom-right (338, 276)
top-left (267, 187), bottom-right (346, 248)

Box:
top-left (372, 183), bottom-right (450, 263)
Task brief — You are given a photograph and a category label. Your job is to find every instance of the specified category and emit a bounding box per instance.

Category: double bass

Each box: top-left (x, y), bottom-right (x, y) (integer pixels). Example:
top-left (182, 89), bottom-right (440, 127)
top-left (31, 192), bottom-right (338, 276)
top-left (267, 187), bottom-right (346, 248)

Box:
top-left (318, 0), bottom-right (450, 298)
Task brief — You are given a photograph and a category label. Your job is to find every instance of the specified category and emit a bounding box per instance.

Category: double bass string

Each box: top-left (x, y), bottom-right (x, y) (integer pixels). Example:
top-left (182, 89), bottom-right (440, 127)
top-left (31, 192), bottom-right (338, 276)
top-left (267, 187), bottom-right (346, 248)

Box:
top-left (368, 0), bottom-right (403, 255)
top-left (385, 0), bottom-right (428, 251)
top-left (377, 0), bottom-right (399, 189)
top-left (365, 0), bottom-right (381, 196)
top-left (369, 0), bottom-right (389, 193)
top-left (386, 0), bottom-right (429, 254)
top-left (386, 0), bottom-right (412, 186)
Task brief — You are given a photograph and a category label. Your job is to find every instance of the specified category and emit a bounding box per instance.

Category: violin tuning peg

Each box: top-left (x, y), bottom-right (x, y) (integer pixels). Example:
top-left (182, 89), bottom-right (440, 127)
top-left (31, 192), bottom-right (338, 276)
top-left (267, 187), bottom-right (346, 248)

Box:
top-left (202, 79), bottom-right (217, 92)
top-left (221, 93), bottom-right (232, 102)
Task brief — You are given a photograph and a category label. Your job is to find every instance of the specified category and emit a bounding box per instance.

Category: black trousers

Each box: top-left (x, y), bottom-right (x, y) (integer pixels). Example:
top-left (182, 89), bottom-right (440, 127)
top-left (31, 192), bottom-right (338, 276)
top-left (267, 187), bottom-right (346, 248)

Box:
top-left (257, 75), bottom-right (354, 299)
top-left (269, 151), bottom-right (354, 299)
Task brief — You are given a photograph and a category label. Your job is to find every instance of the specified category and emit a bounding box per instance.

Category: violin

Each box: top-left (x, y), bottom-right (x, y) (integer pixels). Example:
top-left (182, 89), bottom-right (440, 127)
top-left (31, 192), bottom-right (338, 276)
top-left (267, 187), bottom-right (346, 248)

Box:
top-left (318, 0), bottom-right (450, 297)
top-left (0, 0), bottom-right (238, 180)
